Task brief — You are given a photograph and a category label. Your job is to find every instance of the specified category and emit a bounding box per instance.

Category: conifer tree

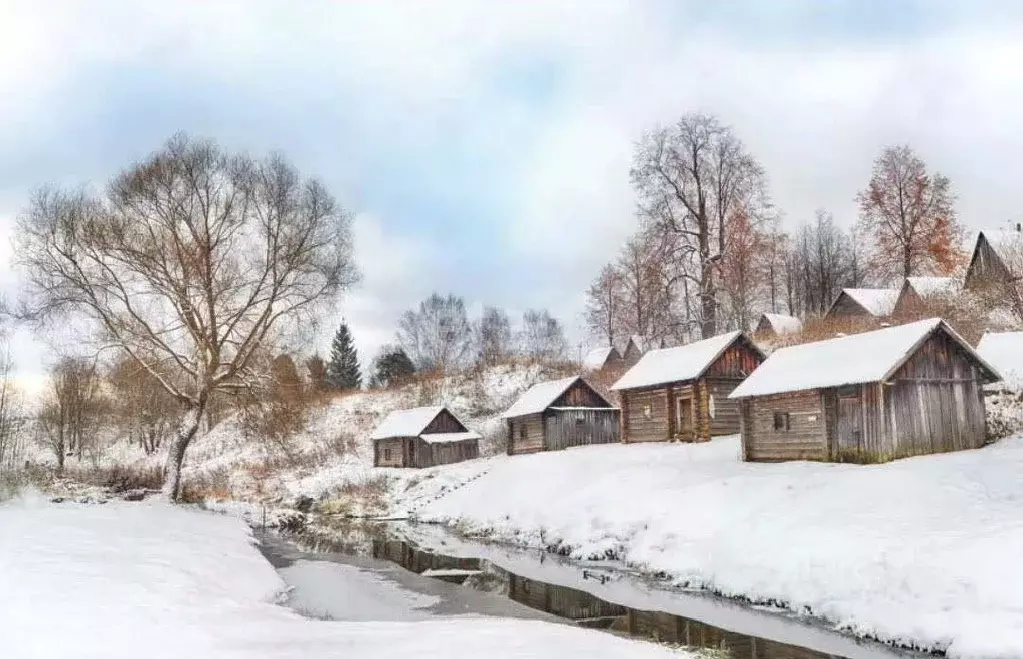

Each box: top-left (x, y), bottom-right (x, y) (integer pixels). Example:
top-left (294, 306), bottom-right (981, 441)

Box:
top-left (326, 322), bottom-right (361, 390)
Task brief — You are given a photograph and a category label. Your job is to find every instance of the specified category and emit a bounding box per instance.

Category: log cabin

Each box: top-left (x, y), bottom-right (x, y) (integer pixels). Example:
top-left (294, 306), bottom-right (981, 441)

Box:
top-left (754, 312), bottom-right (803, 339)
top-left (892, 276), bottom-right (962, 318)
top-left (371, 406), bottom-right (480, 468)
top-left (502, 376), bottom-right (619, 455)
top-left (730, 318), bottom-right (1000, 464)
top-left (611, 331), bottom-right (765, 444)
top-left (822, 288), bottom-right (899, 323)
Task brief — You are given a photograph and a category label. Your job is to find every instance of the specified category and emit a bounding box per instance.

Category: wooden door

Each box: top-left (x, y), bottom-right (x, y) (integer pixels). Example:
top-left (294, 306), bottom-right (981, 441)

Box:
top-left (676, 395), bottom-right (693, 438)
top-left (836, 392), bottom-right (863, 459)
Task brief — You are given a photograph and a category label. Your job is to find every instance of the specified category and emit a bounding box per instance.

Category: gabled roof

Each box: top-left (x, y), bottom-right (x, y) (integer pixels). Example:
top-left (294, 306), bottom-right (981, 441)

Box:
top-left (977, 331), bottom-right (1023, 388)
top-left (370, 406), bottom-right (447, 440)
top-left (829, 288), bottom-right (900, 317)
top-left (759, 313), bottom-right (802, 335)
top-left (968, 228), bottom-right (1023, 279)
top-left (611, 331), bottom-right (760, 391)
top-left (622, 335), bottom-right (645, 355)
top-left (730, 318), bottom-right (999, 399)
top-left (582, 346), bottom-right (619, 371)
top-left (904, 276), bottom-right (962, 298)
top-left (501, 376), bottom-right (610, 418)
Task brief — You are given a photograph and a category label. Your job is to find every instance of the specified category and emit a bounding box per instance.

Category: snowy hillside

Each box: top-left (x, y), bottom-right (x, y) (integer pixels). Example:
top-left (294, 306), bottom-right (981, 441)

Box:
top-left (406, 436), bottom-right (1023, 658)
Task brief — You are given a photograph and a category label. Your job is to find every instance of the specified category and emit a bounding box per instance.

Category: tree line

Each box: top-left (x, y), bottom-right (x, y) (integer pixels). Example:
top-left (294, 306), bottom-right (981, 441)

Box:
top-left (585, 114), bottom-right (964, 347)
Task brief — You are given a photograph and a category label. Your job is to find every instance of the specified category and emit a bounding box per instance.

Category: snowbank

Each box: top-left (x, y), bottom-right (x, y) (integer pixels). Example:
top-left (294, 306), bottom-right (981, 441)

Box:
top-left (0, 497), bottom-right (685, 659)
top-left (411, 437), bottom-right (1023, 658)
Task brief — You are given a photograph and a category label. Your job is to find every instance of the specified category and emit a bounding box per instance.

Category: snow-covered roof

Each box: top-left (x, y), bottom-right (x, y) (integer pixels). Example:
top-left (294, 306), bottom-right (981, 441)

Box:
top-left (759, 313), bottom-right (802, 335)
top-left (501, 376), bottom-right (602, 418)
top-left (839, 288), bottom-right (900, 317)
top-left (977, 332), bottom-right (1023, 389)
top-left (369, 406), bottom-right (446, 440)
top-left (582, 346), bottom-right (617, 371)
top-left (730, 318), bottom-right (996, 399)
top-left (905, 276), bottom-right (962, 298)
top-left (611, 331), bottom-right (748, 391)
top-left (982, 228), bottom-right (1023, 274)
top-left (419, 431), bottom-right (481, 445)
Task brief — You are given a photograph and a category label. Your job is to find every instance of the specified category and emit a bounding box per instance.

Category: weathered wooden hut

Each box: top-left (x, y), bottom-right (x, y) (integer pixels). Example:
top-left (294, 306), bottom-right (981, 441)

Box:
top-left (892, 276), bottom-right (962, 317)
top-left (965, 226), bottom-right (1023, 293)
top-left (611, 331), bottom-right (765, 444)
top-left (823, 288), bottom-right (899, 323)
top-left (502, 376), bottom-right (619, 455)
top-left (754, 312), bottom-right (803, 339)
top-left (730, 318), bottom-right (1000, 464)
top-left (371, 406), bottom-right (480, 468)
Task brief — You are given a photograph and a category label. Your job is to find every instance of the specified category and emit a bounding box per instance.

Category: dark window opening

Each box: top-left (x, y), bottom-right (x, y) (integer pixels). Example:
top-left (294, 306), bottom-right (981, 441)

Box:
top-left (383, 448), bottom-right (392, 461)
top-left (773, 412), bottom-right (790, 432)
top-left (519, 425), bottom-right (527, 441)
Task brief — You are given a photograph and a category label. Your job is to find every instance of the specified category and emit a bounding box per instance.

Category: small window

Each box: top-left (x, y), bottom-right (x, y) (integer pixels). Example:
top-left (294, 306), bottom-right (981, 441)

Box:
top-left (643, 404), bottom-right (652, 419)
top-left (773, 412), bottom-right (790, 432)
top-left (519, 425), bottom-right (527, 441)
top-left (383, 448), bottom-right (392, 461)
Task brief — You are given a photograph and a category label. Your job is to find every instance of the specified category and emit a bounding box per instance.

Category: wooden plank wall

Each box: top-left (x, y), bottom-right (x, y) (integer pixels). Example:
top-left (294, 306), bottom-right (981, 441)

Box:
top-left (706, 378), bottom-right (744, 436)
top-left (544, 409), bottom-right (620, 450)
top-left (621, 388), bottom-right (670, 443)
top-left (743, 391), bottom-right (828, 462)
top-left (422, 409), bottom-right (468, 434)
top-left (551, 380), bottom-right (612, 408)
top-left (374, 437), bottom-right (408, 467)
top-left (508, 413), bottom-right (545, 455)
top-left (425, 439), bottom-right (479, 467)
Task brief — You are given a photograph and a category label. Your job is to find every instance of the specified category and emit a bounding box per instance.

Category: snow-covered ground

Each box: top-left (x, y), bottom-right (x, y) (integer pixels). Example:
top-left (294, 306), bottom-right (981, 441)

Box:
top-left (0, 495), bottom-right (687, 659)
top-left (407, 436), bottom-right (1023, 658)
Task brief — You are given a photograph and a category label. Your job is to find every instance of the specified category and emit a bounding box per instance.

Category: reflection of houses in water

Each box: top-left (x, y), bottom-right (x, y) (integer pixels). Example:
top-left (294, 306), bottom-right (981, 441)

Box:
top-left (371, 539), bottom-right (481, 584)
top-left (507, 574), bottom-right (625, 625)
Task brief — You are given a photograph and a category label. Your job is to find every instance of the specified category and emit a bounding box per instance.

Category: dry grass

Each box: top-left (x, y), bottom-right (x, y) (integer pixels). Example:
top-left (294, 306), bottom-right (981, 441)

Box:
top-left (179, 467), bottom-right (233, 503)
top-left (63, 464), bottom-right (165, 493)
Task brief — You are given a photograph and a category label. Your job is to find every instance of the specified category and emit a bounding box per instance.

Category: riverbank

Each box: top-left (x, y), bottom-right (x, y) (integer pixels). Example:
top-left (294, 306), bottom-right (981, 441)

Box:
top-left (0, 494), bottom-right (688, 659)
top-left (398, 435), bottom-right (1023, 659)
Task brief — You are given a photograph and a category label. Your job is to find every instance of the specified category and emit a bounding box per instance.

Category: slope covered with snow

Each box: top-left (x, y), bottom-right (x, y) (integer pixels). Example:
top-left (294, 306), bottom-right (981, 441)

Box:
top-left (0, 496), bottom-right (685, 659)
top-left (409, 436), bottom-right (1023, 658)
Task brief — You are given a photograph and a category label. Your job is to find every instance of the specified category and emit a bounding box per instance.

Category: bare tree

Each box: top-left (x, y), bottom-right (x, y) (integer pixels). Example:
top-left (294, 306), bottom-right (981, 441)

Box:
top-left (107, 355), bottom-right (182, 456)
top-left (718, 209), bottom-right (765, 330)
top-left (473, 306), bottom-right (513, 367)
top-left (631, 113), bottom-right (770, 338)
top-left (856, 144), bottom-right (963, 279)
top-left (17, 134), bottom-right (357, 499)
top-left (519, 309), bottom-right (568, 365)
top-left (39, 357), bottom-right (104, 470)
top-left (396, 293), bottom-right (473, 372)
top-left (0, 346), bottom-right (25, 472)
top-left (584, 265), bottom-right (623, 347)
top-left (615, 231), bottom-right (679, 347)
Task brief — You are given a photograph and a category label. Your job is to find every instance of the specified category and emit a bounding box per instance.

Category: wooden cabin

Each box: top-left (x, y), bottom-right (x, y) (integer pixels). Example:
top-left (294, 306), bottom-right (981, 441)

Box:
top-left (502, 376), bottom-right (619, 455)
top-left (823, 288), bottom-right (899, 323)
top-left (754, 312), bottom-right (802, 339)
top-left (611, 331), bottom-right (765, 444)
top-left (892, 276), bottom-right (962, 318)
top-left (730, 318), bottom-right (1000, 464)
top-left (371, 406), bottom-right (480, 468)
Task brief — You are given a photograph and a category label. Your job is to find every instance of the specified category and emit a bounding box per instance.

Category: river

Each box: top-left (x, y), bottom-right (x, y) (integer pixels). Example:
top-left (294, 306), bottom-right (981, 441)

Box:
top-left (258, 519), bottom-right (929, 659)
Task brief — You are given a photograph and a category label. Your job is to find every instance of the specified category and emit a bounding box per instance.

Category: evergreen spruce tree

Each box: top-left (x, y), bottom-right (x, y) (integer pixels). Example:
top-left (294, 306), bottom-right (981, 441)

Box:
top-left (326, 321), bottom-right (362, 390)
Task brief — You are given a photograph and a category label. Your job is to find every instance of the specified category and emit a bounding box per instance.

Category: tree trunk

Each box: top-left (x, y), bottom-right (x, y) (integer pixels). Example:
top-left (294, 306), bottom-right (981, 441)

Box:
top-left (162, 404), bottom-right (204, 502)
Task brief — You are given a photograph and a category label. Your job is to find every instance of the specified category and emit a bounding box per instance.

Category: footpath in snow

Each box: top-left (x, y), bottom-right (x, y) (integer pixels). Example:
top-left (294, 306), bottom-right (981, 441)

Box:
top-left (407, 435), bottom-right (1023, 658)
top-left (0, 496), bottom-right (687, 659)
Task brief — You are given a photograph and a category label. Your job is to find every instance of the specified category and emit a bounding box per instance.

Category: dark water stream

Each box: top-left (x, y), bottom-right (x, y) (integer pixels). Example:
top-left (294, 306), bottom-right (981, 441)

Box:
top-left (262, 519), bottom-right (929, 659)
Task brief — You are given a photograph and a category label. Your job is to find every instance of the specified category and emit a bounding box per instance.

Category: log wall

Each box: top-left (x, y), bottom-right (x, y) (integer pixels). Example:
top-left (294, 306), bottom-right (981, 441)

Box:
top-left (374, 437), bottom-right (408, 467)
top-left (742, 390), bottom-right (828, 462)
top-left (621, 388), bottom-right (670, 443)
top-left (508, 413), bottom-right (545, 455)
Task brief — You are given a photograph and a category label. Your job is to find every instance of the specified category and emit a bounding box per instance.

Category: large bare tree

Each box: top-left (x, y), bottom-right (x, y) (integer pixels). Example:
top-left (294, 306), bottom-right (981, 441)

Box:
top-left (631, 113), bottom-right (770, 338)
top-left (856, 144), bottom-right (963, 279)
top-left (17, 134), bottom-right (357, 499)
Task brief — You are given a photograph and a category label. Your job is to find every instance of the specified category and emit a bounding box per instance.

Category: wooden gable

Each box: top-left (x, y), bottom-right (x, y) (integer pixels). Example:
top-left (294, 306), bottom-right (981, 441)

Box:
top-left (965, 233), bottom-right (1013, 292)
top-left (421, 408), bottom-right (469, 435)
top-left (550, 378), bottom-right (613, 409)
top-left (891, 325), bottom-right (998, 384)
top-left (824, 291), bottom-right (870, 320)
top-left (703, 334), bottom-right (764, 380)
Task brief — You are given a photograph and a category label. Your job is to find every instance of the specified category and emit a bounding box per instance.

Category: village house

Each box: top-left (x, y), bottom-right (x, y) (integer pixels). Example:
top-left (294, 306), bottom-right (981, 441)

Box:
top-left (729, 318), bottom-right (999, 464)
top-left (964, 226), bottom-right (1023, 312)
top-left (611, 331), bottom-right (764, 444)
top-left (823, 287), bottom-right (900, 323)
top-left (892, 276), bottom-right (962, 318)
top-left (503, 376), bottom-right (619, 455)
top-left (754, 312), bottom-right (803, 340)
top-left (371, 405), bottom-right (480, 468)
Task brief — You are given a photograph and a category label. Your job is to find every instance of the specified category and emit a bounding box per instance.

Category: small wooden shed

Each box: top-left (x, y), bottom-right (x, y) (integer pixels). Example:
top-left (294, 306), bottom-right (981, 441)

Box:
top-left (371, 406), bottom-right (480, 468)
top-left (754, 312), bottom-right (803, 339)
top-left (730, 318), bottom-right (1000, 464)
top-left (892, 276), bottom-right (962, 317)
top-left (823, 288), bottom-right (900, 323)
top-left (502, 376), bottom-right (619, 455)
top-left (964, 227), bottom-right (1023, 294)
top-left (611, 331), bottom-right (765, 444)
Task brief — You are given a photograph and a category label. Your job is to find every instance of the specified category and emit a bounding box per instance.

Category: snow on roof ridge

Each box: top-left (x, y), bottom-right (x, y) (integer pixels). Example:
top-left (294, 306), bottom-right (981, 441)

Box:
top-left (582, 346), bottom-right (616, 370)
top-left (501, 375), bottom-right (587, 418)
top-left (761, 312), bottom-right (802, 334)
top-left (611, 331), bottom-right (745, 391)
top-left (842, 288), bottom-right (900, 316)
top-left (369, 405), bottom-right (447, 440)
top-left (905, 276), bottom-right (961, 297)
top-left (729, 318), bottom-right (991, 399)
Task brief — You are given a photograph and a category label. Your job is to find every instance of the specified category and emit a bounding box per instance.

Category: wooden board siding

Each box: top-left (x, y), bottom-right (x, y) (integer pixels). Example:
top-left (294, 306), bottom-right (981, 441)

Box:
top-left (550, 379), bottom-right (613, 409)
top-left (508, 413), bottom-right (545, 455)
top-left (423, 438), bottom-right (479, 468)
top-left (621, 388), bottom-right (669, 443)
top-left (706, 378), bottom-right (744, 436)
top-left (508, 574), bottom-right (626, 620)
top-left (703, 338), bottom-right (763, 379)
top-left (374, 437), bottom-right (408, 467)
top-left (422, 409), bottom-right (469, 435)
top-left (743, 390), bottom-right (828, 462)
top-left (544, 408), bottom-right (620, 451)
top-left (886, 330), bottom-right (988, 458)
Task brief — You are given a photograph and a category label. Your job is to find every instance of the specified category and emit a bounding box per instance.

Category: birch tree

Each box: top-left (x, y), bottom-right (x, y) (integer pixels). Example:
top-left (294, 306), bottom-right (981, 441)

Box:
top-left (17, 134), bottom-right (357, 499)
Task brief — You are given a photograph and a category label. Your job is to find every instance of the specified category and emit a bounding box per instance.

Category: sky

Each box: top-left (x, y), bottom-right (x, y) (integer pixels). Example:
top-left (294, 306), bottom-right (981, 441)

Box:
top-left (2, 0), bottom-right (1023, 393)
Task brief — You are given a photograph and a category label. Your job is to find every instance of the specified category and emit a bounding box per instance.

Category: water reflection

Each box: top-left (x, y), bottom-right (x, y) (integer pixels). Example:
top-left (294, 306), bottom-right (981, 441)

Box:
top-left (285, 523), bottom-right (871, 659)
